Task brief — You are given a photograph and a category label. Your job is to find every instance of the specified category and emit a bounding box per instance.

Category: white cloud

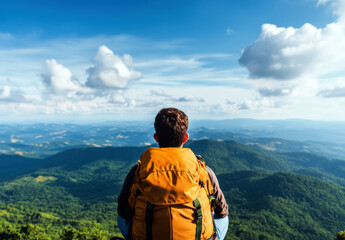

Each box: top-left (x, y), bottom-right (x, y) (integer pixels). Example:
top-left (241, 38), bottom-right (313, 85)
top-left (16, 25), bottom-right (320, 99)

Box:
top-left (0, 86), bottom-right (26, 102)
top-left (318, 0), bottom-right (345, 19)
top-left (135, 54), bottom-right (241, 88)
top-left (149, 90), bottom-right (171, 98)
top-left (41, 59), bottom-right (88, 94)
top-left (226, 97), bottom-right (281, 111)
top-left (318, 87), bottom-right (345, 97)
top-left (316, 75), bottom-right (345, 98)
top-left (0, 86), bottom-right (10, 99)
top-left (1, 34), bottom-right (240, 121)
top-left (4, 22), bottom-right (345, 121)
top-left (317, 0), bottom-right (331, 6)
top-left (108, 91), bottom-right (136, 107)
top-left (239, 7), bottom-right (345, 80)
top-left (86, 45), bottom-right (142, 90)
top-left (134, 56), bottom-right (204, 73)
top-left (176, 96), bottom-right (205, 103)
top-left (39, 46), bottom-right (142, 108)
top-left (149, 89), bottom-right (205, 103)
top-left (226, 28), bottom-right (234, 36)
top-left (258, 88), bottom-right (292, 97)
top-left (135, 54), bottom-right (231, 70)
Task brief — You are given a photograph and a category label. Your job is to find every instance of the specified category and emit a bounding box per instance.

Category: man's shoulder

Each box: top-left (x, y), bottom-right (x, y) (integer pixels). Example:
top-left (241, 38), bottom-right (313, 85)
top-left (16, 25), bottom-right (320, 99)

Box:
top-left (127, 164), bottom-right (138, 178)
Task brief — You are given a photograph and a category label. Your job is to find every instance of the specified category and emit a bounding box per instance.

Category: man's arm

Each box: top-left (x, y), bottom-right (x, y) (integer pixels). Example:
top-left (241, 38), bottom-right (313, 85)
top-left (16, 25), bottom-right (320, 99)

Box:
top-left (117, 164), bottom-right (138, 218)
top-left (206, 166), bottom-right (229, 218)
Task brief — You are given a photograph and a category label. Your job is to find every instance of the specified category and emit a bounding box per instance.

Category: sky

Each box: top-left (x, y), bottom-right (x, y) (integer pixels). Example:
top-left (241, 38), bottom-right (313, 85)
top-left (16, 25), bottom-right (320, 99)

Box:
top-left (1, 0), bottom-right (345, 123)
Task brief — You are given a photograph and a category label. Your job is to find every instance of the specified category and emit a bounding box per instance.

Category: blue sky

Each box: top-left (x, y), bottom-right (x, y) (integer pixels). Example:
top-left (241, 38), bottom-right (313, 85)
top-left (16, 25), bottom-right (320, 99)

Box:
top-left (0, 0), bottom-right (345, 123)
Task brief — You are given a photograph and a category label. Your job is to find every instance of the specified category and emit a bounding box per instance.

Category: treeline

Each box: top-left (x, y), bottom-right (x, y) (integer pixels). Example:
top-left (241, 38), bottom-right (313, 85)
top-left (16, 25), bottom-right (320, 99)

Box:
top-left (0, 200), bottom-right (121, 239)
top-left (0, 222), bottom-right (112, 240)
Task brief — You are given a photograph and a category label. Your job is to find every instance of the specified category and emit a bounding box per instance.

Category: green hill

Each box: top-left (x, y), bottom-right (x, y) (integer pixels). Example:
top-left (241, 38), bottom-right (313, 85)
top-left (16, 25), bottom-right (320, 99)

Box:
top-left (0, 140), bottom-right (345, 239)
top-left (278, 151), bottom-right (345, 185)
top-left (186, 140), bottom-right (290, 173)
top-left (42, 146), bottom-right (146, 169)
top-left (0, 154), bottom-right (44, 180)
top-left (218, 171), bottom-right (345, 239)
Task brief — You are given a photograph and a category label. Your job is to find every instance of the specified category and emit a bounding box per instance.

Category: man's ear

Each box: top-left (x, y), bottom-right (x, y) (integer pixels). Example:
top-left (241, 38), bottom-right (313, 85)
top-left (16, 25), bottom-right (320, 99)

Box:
top-left (153, 133), bottom-right (158, 142)
top-left (183, 133), bottom-right (189, 143)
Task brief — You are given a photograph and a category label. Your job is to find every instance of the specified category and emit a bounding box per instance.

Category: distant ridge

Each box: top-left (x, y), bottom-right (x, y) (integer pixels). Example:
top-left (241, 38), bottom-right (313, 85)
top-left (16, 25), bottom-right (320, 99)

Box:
top-left (42, 146), bottom-right (147, 169)
top-left (186, 140), bottom-right (289, 173)
top-left (192, 118), bottom-right (345, 144)
top-left (0, 154), bottom-right (43, 180)
top-left (2, 139), bottom-right (345, 186)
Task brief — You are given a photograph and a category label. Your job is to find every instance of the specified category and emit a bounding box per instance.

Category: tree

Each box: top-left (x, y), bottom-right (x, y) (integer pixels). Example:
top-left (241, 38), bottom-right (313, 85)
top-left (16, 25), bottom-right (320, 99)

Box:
top-left (60, 222), bottom-right (109, 240)
top-left (335, 231), bottom-right (345, 240)
top-left (0, 224), bottom-right (50, 240)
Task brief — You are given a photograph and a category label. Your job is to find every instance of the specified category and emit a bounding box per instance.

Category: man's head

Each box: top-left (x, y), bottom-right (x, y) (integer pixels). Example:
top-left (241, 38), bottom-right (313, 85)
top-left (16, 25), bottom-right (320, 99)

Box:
top-left (154, 108), bottom-right (189, 147)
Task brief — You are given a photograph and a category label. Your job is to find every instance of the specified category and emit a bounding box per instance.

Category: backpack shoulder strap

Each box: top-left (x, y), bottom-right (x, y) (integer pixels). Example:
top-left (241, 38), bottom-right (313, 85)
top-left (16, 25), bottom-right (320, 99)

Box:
top-left (193, 198), bottom-right (203, 240)
top-left (195, 154), bottom-right (218, 240)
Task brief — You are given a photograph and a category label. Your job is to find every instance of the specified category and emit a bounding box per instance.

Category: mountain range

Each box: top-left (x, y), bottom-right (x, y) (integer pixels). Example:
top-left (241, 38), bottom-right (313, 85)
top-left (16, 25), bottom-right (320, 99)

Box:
top-left (2, 119), bottom-right (345, 160)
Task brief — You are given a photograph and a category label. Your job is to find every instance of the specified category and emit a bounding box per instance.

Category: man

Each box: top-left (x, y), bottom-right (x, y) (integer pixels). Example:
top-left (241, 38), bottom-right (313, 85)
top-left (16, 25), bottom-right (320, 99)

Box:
top-left (117, 108), bottom-right (228, 240)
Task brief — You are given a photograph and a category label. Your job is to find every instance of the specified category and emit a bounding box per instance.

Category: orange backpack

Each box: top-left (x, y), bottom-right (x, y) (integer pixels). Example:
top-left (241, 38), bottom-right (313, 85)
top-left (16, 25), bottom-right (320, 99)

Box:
top-left (128, 147), bottom-right (216, 240)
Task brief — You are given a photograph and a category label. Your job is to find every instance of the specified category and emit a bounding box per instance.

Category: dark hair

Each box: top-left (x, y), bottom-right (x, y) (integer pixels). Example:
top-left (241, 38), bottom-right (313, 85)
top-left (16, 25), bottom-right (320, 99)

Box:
top-left (154, 108), bottom-right (189, 147)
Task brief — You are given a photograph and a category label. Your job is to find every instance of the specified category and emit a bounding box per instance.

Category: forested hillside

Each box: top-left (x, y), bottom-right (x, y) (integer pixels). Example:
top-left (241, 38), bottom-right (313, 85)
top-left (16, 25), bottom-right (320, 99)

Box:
top-left (0, 140), bottom-right (345, 239)
top-left (218, 171), bottom-right (345, 239)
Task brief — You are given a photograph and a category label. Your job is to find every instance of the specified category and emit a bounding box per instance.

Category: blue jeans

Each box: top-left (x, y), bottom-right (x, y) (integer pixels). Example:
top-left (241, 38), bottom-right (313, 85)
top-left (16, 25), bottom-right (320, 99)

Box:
top-left (117, 215), bottom-right (131, 239)
top-left (117, 214), bottom-right (229, 240)
top-left (214, 214), bottom-right (229, 240)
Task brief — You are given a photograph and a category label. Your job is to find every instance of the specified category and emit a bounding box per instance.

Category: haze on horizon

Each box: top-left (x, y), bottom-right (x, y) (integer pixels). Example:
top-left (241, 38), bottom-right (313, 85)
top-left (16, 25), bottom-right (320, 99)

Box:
top-left (1, 0), bottom-right (345, 123)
